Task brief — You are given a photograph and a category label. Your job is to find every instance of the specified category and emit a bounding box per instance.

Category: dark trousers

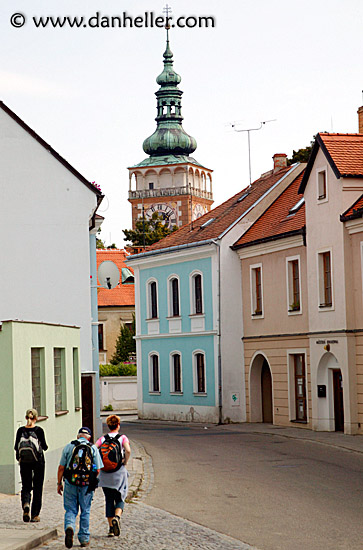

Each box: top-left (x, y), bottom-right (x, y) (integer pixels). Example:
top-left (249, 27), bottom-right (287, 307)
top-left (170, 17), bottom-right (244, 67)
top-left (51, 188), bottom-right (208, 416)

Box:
top-left (20, 462), bottom-right (45, 517)
top-left (102, 487), bottom-right (124, 517)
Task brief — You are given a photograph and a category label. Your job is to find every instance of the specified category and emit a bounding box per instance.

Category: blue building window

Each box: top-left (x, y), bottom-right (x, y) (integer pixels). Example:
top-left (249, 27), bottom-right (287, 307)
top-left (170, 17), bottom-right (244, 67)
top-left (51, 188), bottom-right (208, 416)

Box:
top-left (171, 353), bottom-right (182, 393)
top-left (193, 352), bottom-right (206, 394)
top-left (148, 281), bottom-right (158, 319)
top-left (171, 278), bottom-right (180, 316)
top-left (193, 274), bottom-right (203, 314)
top-left (150, 354), bottom-right (160, 393)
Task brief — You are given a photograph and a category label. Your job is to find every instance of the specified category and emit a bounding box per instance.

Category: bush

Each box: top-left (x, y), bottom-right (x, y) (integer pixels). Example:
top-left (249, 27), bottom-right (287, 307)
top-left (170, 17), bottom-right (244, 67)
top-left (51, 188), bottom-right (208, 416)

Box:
top-left (103, 404), bottom-right (113, 411)
top-left (99, 363), bottom-right (137, 377)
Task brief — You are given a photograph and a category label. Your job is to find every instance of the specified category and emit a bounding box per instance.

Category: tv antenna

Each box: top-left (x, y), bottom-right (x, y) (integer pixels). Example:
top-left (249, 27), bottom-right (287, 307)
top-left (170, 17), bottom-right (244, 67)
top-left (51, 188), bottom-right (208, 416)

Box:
top-left (231, 119), bottom-right (276, 185)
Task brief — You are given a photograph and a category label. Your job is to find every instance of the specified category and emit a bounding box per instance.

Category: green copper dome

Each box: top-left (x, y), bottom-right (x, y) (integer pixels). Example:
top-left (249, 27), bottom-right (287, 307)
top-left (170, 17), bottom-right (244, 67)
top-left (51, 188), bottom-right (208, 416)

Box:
top-left (143, 30), bottom-right (197, 157)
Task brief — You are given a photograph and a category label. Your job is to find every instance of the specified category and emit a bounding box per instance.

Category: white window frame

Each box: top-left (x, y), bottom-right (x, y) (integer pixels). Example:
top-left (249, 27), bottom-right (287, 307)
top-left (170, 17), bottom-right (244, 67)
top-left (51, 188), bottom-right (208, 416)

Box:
top-left (148, 352), bottom-right (160, 394)
top-left (250, 263), bottom-right (264, 319)
top-left (316, 166), bottom-right (328, 203)
top-left (167, 274), bottom-right (181, 318)
top-left (189, 270), bottom-right (204, 315)
top-left (146, 278), bottom-right (159, 320)
top-left (54, 347), bottom-right (67, 413)
top-left (31, 348), bottom-right (45, 417)
top-left (192, 350), bottom-right (207, 395)
top-left (317, 248), bottom-right (334, 311)
top-left (286, 255), bottom-right (302, 315)
top-left (287, 350), bottom-right (309, 422)
top-left (169, 351), bottom-right (183, 394)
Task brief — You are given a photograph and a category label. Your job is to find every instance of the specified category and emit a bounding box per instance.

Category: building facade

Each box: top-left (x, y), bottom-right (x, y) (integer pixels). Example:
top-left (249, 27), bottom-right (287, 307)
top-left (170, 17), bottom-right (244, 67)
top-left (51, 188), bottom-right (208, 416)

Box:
top-left (233, 121), bottom-right (363, 435)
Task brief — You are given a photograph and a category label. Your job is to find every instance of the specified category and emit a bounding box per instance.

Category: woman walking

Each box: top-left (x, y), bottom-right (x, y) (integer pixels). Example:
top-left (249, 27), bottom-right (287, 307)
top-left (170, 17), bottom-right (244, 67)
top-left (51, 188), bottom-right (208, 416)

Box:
top-left (14, 408), bottom-right (48, 522)
top-left (95, 415), bottom-right (131, 537)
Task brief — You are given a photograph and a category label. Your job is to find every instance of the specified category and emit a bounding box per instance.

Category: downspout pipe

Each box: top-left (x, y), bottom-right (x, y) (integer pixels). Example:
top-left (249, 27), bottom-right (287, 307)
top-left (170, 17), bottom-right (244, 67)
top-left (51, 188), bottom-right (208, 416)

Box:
top-left (211, 239), bottom-right (222, 424)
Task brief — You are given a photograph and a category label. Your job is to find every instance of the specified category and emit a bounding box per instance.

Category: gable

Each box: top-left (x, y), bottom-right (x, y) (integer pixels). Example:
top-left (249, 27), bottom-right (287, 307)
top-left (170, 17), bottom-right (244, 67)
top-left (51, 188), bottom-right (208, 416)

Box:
top-left (0, 101), bottom-right (102, 199)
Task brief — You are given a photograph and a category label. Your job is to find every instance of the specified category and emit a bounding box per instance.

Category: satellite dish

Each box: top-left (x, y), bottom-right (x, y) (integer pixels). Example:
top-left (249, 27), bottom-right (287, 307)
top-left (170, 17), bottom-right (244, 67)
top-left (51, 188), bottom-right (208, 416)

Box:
top-left (98, 261), bottom-right (120, 289)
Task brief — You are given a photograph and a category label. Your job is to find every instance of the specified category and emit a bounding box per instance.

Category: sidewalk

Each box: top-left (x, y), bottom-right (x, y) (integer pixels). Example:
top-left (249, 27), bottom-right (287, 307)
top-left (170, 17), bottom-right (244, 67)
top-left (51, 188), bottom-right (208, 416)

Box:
top-left (0, 439), bottom-right (145, 550)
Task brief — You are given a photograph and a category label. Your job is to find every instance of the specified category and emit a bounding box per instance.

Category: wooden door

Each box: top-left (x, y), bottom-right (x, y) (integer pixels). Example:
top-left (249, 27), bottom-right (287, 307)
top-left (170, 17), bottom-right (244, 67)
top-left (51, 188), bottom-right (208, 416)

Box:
top-left (261, 360), bottom-right (273, 423)
top-left (81, 375), bottom-right (94, 440)
top-left (333, 370), bottom-right (344, 432)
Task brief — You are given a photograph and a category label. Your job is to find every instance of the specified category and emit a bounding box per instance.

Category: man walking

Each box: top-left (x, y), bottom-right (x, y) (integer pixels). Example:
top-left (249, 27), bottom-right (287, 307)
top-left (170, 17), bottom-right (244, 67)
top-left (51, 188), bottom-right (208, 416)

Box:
top-left (57, 427), bottom-right (103, 548)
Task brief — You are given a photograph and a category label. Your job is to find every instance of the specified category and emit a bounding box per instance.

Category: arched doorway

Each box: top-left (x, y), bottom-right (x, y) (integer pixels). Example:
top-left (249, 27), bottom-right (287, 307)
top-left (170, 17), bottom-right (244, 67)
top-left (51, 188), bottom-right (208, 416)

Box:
top-left (332, 369), bottom-right (344, 431)
top-left (317, 352), bottom-right (344, 432)
top-left (261, 360), bottom-right (273, 422)
top-left (249, 354), bottom-right (273, 423)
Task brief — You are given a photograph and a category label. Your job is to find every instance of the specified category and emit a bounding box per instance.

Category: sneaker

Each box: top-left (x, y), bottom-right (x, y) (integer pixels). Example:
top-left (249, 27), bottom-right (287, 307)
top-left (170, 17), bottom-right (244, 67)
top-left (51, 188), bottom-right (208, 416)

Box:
top-left (23, 504), bottom-right (30, 523)
top-left (65, 526), bottom-right (74, 549)
top-left (111, 516), bottom-right (120, 537)
top-left (80, 542), bottom-right (90, 547)
top-left (31, 516), bottom-right (40, 522)
top-left (107, 526), bottom-right (114, 537)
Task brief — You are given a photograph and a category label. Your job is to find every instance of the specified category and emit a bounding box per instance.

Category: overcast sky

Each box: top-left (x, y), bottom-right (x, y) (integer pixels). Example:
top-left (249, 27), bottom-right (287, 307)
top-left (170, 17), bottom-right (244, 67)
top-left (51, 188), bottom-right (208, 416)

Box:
top-left (2, 0), bottom-right (363, 246)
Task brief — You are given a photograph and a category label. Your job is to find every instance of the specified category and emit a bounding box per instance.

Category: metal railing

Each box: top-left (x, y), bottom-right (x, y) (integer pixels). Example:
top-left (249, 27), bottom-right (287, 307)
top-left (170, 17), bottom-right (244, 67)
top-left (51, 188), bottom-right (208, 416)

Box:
top-left (128, 186), bottom-right (213, 200)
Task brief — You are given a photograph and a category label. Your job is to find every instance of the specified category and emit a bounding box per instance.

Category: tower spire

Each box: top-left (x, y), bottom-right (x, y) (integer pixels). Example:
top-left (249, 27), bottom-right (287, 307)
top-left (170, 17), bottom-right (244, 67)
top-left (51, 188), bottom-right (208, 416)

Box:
top-left (142, 14), bottom-right (197, 158)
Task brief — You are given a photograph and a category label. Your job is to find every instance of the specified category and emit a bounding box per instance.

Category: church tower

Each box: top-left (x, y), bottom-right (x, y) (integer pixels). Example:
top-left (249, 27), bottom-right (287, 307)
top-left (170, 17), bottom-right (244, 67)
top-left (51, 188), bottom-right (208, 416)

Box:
top-left (128, 27), bottom-right (213, 229)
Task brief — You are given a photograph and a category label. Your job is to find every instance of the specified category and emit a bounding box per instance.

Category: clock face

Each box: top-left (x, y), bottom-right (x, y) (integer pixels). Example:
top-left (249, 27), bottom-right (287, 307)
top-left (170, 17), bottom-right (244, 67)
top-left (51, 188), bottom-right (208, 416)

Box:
top-left (144, 203), bottom-right (178, 228)
top-left (193, 203), bottom-right (206, 221)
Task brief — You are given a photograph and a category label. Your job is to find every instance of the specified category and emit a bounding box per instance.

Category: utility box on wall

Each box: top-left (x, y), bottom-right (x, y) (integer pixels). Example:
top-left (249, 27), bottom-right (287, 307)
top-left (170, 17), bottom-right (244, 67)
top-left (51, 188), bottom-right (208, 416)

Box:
top-left (317, 385), bottom-right (326, 398)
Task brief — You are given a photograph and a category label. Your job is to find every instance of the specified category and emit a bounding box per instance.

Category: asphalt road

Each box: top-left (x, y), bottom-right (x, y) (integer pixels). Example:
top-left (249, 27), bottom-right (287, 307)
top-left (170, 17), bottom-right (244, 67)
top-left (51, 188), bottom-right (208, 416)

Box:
top-left (121, 421), bottom-right (363, 550)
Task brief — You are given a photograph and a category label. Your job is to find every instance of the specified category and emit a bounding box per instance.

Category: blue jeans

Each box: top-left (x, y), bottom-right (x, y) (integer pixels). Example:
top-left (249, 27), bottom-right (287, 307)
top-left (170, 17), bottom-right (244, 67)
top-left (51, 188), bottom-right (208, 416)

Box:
top-left (63, 481), bottom-right (94, 543)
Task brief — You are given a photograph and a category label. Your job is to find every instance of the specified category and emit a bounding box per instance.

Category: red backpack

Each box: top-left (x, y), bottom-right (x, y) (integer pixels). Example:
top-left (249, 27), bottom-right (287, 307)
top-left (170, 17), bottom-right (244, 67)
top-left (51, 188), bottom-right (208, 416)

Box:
top-left (99, 434), bottom-right (125, 472)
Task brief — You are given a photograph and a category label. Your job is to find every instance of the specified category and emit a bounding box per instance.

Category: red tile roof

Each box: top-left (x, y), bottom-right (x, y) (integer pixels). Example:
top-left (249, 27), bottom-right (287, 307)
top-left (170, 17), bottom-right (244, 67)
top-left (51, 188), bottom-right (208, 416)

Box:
top-left (341, 193), bottom-right (363, 221)
top-left (97, 249), bottom-right (135, 307)
top-left (319, 133), bottom-right (363, 177)
top-left (146, 165), bottom-right (297, 252)
top-left (233, 171), bottom-right (305, 249)
top-left (300, 133), bottom-right (363, 194)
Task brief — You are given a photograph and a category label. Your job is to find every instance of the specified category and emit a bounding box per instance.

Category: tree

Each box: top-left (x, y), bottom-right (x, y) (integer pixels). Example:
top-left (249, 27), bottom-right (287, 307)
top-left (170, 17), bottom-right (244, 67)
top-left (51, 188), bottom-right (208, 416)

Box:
top-left (96, 227), bottom-right (105, 249)
top-left (123, 212), bottom-right (177, 247)
top-left (287, 135), bottom-right (317, 165)
top-left (110, 316), bottom-right (136, 365)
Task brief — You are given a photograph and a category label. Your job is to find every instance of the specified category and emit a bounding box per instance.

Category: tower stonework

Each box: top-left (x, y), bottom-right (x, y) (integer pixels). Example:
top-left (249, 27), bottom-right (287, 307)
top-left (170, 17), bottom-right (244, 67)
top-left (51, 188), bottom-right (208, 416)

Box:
top-left (128, 29), bottom-right (213, 229)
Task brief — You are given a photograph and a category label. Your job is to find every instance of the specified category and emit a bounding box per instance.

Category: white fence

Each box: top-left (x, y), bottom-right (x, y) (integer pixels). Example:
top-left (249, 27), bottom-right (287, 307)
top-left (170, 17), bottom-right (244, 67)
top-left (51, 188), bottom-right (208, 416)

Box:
top-left (100, 376), bottom-right (137, 411)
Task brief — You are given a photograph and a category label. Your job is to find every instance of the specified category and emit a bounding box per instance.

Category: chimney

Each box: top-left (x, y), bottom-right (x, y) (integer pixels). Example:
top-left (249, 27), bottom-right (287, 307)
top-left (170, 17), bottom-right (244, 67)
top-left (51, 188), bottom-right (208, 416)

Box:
top-left (273, 153), bottom-right (287, 173)
top-left (358, 106), bottom-right (363, 133)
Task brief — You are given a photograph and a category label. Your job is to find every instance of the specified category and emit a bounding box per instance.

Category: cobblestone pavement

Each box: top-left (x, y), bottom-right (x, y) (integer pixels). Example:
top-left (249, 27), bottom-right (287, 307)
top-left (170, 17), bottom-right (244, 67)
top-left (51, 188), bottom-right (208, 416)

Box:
top-left (37, 500), bottom-right (256, 550)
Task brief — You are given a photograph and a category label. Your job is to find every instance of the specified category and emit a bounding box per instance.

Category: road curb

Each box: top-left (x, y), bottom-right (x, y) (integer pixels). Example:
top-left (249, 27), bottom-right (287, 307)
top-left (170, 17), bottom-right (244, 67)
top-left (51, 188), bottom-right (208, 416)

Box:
top-left (3, 528), bottom-right (58, 550)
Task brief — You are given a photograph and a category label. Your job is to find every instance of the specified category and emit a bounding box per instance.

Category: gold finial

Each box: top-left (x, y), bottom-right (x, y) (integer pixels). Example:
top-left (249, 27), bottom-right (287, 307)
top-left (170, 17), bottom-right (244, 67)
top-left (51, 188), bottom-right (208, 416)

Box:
top-left (163, 4), bottom-right (172, 30)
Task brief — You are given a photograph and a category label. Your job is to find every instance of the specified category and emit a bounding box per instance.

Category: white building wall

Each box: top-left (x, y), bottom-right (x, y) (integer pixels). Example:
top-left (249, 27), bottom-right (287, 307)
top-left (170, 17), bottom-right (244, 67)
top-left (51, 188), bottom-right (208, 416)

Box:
top-left (219, 235), bottom-right (246, 422)
top-left (0, 109), bottom-right (98, 372)
top-left (304, 148), bottom-right (363, 332)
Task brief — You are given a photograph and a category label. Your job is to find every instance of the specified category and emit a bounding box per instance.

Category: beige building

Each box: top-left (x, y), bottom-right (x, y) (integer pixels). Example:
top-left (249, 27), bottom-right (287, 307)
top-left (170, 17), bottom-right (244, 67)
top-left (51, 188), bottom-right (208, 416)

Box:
top-left (233, 168), bottom-right (311, 428)
top-left (97, 249), bottom-right (135, 364)
top-left (233, 115), bottom-right (363, 435)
